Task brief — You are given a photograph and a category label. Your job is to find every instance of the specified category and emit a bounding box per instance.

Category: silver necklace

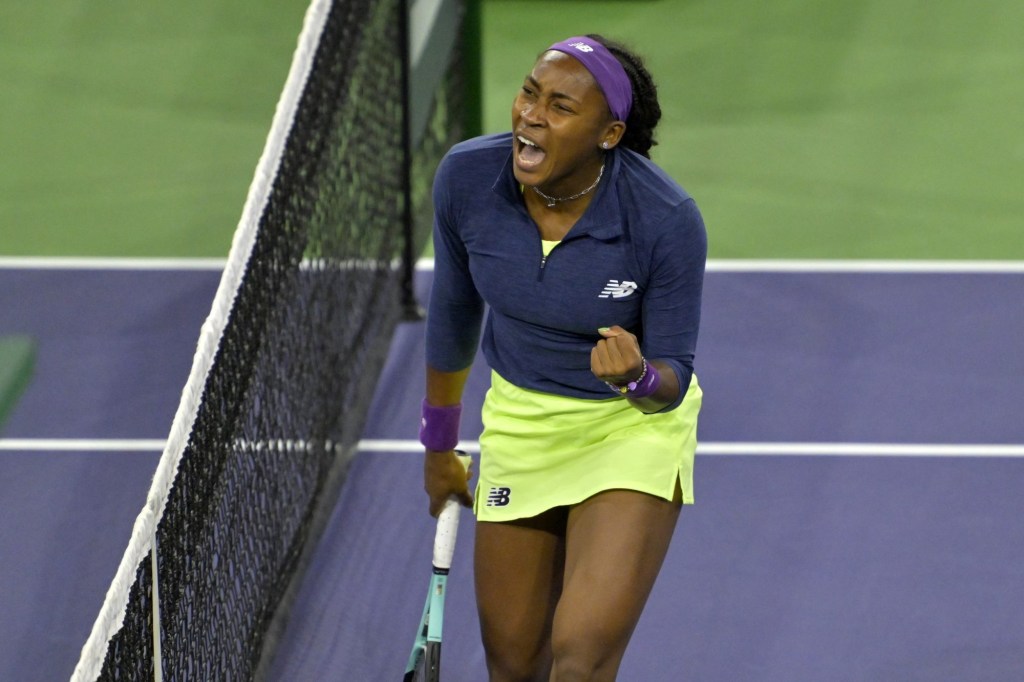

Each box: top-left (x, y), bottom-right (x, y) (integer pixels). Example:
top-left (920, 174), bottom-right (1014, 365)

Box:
top-left (532, 163), bottom-right (605, 208)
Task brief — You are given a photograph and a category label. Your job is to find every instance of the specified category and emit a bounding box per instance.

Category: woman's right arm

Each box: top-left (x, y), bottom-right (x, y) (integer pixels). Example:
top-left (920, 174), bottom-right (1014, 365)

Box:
top-left (423, 366), bottom-right (474, 516)
top-left (421, 150), bottom-right (483, 515)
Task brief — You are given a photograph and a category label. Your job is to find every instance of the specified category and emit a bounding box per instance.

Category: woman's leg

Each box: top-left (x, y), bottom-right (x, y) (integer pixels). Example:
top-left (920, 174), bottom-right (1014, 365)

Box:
top-left (475, 507), bottom-right (568, 682)
top-left (549, 488), bottom-right (682, 681)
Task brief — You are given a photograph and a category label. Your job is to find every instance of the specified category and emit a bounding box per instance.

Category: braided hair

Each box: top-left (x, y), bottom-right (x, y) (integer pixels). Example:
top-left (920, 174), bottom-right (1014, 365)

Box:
top-left (588, 34), bottom-right (662, 159)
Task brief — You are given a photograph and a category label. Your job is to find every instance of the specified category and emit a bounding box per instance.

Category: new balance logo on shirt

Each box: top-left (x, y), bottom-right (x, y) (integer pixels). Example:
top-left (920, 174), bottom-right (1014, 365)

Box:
top-left (486, 487), bottom-right (511, 507)
top-left (598, 279), bottom-right (638, 299)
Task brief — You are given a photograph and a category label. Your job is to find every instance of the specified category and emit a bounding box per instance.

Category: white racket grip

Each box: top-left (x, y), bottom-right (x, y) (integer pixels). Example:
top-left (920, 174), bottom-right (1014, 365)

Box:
top-left (432, 499), bottom-right (460, 570)
top-left (432, 453), bottom-right (471, 570)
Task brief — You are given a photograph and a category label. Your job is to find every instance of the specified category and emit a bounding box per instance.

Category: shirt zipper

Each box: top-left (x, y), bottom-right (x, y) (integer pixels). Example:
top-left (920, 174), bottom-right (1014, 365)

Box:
top-left (538, 242), bottom-right (557, 281)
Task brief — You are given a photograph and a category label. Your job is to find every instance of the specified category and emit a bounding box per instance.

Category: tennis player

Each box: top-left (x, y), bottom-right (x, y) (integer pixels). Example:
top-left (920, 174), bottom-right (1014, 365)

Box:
top-left (420, 34), bottom-right (706, 681)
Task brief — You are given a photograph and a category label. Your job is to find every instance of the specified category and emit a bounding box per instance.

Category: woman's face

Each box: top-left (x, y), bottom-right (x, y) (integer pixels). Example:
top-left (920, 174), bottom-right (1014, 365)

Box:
top-left (511, 51), bottom-right (622, 193)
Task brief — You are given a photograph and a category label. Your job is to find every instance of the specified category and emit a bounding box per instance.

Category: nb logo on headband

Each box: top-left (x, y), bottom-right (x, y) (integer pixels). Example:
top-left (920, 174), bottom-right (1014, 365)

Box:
top-left (567, 41), bottom-right (594, 53)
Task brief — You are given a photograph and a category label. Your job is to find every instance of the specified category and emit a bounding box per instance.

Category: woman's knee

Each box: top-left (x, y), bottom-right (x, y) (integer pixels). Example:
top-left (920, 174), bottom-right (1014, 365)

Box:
top-left (549, 644), bottom-right (623, 681)
top-left (482, 638), bottom-right (552, 682)
top-left (549, 618), bottom-right (628, 682)
top-left (478, 591), bottom-right (556, 681)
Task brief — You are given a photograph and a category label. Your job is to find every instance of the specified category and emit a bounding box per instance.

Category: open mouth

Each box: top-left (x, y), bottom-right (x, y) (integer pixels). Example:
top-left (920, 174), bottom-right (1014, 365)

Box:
top-left (515, 134), bottom-right (547, 171)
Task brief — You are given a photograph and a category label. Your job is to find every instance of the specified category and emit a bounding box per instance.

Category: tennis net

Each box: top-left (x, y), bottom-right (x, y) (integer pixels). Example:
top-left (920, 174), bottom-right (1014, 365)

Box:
top-left (71, 0), bottom-right (472, 679)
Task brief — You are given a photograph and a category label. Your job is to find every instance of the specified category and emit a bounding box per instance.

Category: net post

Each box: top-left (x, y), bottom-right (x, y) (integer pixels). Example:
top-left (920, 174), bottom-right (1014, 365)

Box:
top-left (150, 534), bottom-right (163, 682)
top-left (461, 0), bottom-right (483, 139)
top-left (400, 0), bottom-right (425, 321)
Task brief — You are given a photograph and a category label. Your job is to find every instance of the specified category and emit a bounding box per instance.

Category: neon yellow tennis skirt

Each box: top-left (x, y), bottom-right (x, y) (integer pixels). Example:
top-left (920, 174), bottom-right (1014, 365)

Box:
top-left (474, 370), bottom-right (702, 522)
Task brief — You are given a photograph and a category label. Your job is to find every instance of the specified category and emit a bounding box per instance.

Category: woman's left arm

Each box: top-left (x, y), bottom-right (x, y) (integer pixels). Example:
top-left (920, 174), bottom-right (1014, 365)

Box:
top-left (591, 199), bottom-right (707, 413)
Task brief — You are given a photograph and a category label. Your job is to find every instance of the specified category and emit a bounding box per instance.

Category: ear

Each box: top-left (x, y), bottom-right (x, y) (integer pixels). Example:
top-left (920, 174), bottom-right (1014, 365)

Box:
top-left (599, 121), bottom-right (626, 150)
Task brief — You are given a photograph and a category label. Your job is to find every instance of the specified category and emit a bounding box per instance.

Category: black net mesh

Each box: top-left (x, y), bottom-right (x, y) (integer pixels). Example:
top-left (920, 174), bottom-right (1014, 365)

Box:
top-left (93, 0), bottom-right (468, 678)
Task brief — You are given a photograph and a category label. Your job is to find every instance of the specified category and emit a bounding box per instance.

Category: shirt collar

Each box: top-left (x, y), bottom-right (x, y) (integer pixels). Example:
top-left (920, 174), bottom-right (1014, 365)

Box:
top-left (491, 142), bottom-right (624, 241)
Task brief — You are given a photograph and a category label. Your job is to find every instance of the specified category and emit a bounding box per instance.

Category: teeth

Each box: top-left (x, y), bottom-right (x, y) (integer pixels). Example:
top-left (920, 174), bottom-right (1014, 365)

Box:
top-left (518, 136), bottom-right (537, 147)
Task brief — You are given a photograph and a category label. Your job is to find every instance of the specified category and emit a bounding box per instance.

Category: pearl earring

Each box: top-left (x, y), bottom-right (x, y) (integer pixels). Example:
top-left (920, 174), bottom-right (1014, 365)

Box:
top-left (601, 142), bottom-right (610, 149)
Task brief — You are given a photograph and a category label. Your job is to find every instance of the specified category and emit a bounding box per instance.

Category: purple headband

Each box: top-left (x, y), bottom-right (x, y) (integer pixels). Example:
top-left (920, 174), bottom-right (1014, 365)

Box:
top-left (547, 36), bottom-right (633, 122)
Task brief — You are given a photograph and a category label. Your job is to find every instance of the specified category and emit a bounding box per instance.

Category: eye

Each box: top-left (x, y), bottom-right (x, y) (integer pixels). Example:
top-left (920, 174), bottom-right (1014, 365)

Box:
top-left (520, 85), bottom-right (536, 98)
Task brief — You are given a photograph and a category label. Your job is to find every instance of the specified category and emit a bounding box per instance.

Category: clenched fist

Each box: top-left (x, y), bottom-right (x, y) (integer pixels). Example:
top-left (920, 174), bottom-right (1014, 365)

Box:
top-left (591, 325), bottom-right (643, 386)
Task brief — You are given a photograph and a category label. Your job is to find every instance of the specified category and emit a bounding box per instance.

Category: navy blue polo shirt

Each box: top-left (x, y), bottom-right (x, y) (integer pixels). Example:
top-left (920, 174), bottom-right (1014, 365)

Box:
top-left (426, 132), bottom-right (706, 411)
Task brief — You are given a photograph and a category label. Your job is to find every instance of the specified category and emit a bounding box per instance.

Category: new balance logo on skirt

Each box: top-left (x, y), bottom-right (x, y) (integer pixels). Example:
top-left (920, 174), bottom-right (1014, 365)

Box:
top-left (487, 487), bottom-right (511, 507)
top-left (599, 280), bottom-right (637, 298)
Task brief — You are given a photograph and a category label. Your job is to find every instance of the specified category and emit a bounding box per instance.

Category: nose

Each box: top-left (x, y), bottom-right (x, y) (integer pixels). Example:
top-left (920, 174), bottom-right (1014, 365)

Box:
top-left (519, 103), bottom-right (542, 126)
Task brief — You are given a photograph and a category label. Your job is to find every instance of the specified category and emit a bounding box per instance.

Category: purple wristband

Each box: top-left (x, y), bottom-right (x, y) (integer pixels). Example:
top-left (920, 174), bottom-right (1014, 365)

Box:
top-left (606, 358), bottom-right (661, 399)
top-left (419, 399), bottom-right (462, 451)
top-left (627, 364), bottom-right (661, 398)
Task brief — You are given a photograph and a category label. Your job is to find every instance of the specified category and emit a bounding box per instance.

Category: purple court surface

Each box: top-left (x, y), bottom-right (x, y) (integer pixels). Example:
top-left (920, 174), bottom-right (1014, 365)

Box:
top-left (1, 262), bottom-right (1022, 681)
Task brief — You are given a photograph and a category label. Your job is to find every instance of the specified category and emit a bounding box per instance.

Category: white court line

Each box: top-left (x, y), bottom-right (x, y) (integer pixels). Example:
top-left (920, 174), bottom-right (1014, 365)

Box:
top-left (2, 438), bottom-right (1022, 457)
top-left (0, 257), bottom-right (227, 270)
top-left (417, 258), bottom-right (1024, 274)
top-left (703, 260), bottom-right (1024, 273)
top-left (2, 256), bottom-right (1024, 273)
top-left (360, 439), bottom-right (1024, 457)
top-left (0, 439), bottom-right (168, 451)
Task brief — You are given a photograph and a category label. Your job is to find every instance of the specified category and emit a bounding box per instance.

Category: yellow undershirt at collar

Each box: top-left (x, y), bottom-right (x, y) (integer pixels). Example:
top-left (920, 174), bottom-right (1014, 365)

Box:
top-left (521, 186), bottom-right (561, 257)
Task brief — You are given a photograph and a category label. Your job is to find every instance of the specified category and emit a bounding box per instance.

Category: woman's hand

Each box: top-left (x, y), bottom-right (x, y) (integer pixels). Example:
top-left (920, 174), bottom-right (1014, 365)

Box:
top-left (424, 449), bottom-right (474, 517)
top-left (591, 325), bottom-right (643, 386)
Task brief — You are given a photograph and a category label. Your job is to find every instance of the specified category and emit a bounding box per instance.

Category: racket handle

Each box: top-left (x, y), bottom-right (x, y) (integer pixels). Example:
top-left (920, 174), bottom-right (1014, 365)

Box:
top-left (432, 453), bottom-right (470, 571)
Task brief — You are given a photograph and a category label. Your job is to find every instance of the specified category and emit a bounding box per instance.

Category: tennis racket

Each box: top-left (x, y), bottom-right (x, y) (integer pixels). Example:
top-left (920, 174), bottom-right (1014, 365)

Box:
top-left (403, 453), bottom-right (470, 682)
